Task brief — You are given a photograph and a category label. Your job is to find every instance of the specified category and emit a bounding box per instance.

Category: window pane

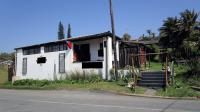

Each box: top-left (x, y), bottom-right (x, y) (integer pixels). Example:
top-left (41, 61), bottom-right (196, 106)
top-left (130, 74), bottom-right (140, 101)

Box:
top-left (63, 44), bottom-right (67, 50)
top-left (22, 58), bottom-right (27, 75)
top-left (23, 47), bottom-right (40, 55)
top-left (59, 53), bottom-right (65, 73)
top-left (59, 44), bottom-right (64, 51)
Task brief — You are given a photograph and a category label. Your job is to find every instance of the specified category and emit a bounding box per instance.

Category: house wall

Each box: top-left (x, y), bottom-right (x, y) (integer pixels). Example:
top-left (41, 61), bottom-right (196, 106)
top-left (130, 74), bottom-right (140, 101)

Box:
top-left (15, 36), bottom-right (119, 80)
top-left (16, 48), bottom-right (71, 80)
top-left (73, 38), bottom-right (104, 61)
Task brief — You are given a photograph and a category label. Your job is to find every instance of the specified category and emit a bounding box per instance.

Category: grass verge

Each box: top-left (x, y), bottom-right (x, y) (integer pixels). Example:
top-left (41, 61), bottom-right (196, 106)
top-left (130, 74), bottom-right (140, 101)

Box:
top-left (156, 78), bottom-right (200, 97)
top-left (0, 80), bottom-right (146, 94)
top-left (156, 86), bottom-right (200, 97)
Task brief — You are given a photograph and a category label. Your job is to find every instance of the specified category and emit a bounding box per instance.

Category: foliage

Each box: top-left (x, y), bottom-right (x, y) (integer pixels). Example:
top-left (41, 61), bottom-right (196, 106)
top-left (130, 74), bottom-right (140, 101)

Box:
top-left (1, 80), bottom-right (146, 94)
top-left (0, 65), bottom-right (8, 84)
top-left (65, 71), bottom-right (102, 83)
top-left (58, 21), bottom-right (65, 40)
top-left (156, 64), bottom-right (200, 97)
top-left (175, 64), bottom-right (200, 87)
top-left (122, 33), bottom-right (131, 41)
top-left (156, 78), bottom-right (200, 97)
top-left (187, 76), bottom-right (200, 87)
top-left (67, 24), bottom-right (72, 38)
top-left (110, 68), bottom-right (115, 80)
top-left (159, 17), bottom-right (180, 48)
top-left (117, 73), bottom-right (132, 86)
top-left (159, 9), bottom-right (199, 50)
top-left (13, 79), bottom-right (50, 87)
top-left (0, 52), bottom-right (14, 61)
top-left (147, 61), bottom-right (162, 71)
top-left (159, 9), bottom-right (200, 78)
top-left (12, 72), bottom-right (102, 88)
top-left (156, 86), bottom-right (200, 97)
top-left (139, 34), bottom-right (150, 41)
top-left (146, 44), bottom-right (160, 61)
top-left (139, 30), bottom-right (159, 41)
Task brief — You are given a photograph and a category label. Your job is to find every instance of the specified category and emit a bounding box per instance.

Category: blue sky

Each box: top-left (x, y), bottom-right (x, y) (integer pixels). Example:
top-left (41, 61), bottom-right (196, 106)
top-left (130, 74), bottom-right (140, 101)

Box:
top-left (0, 0), bottom-right (200, 52)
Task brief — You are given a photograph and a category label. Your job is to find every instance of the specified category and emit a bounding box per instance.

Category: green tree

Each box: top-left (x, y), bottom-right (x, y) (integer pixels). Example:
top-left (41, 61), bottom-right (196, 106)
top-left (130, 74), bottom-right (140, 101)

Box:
top-left (67, 24), bottom-right (72, 38)
top-left (58, 21), bottom-right (65, 40)
top-left (180, 10), bottom-right (199, 50)
top-left (139, 30), bottom-right (157, 41)
top-left (122, 33), bottom-right (131, 41)
top-left (159, 17), bottom-right (180, 49)
top-left (139, 34), bottom-right (149, 41)
top-left (159, 9), bottom-right (200, 77)
top-left (0, 52), bottom-right (14, 61)
top-left (147, 29), bottom-right (152, 37)
top-left (159, 9), bottom-right (199, 50)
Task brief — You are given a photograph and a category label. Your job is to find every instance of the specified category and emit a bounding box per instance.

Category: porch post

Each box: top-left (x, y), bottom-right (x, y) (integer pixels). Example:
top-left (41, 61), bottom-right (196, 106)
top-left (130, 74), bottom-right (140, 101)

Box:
top-left (107, 36), bottom-right (113, 80)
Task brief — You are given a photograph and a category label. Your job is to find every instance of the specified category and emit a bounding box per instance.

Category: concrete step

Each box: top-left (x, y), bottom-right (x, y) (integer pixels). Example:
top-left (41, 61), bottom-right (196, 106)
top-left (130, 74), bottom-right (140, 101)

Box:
top-left (138, 80), bottom-right (165, 84)
top-left (138, 83), bottom-right (166, 88)
top-left (141, 74), bottom-right (165, 78)
top-left (141, 71), bottom-right (164, 75)
top-left (138, 71), bottom-right (169, 88)
top-left (141, 77), bottom-right (165, 80)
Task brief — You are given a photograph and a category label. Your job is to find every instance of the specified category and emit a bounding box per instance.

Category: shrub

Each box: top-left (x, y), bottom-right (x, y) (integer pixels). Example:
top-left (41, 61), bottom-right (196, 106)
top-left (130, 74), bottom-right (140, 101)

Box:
top-left (88, 74), bottom-right (101, 83)
top-left (157, 86), bottom-right (200, 97)
top-left (66, 71), bottom-right (102, 83)
top-left (11, 72), bottom-right (102, 87)
top-left (110, 68), bottom-right (115, 80)
top-left (13, 79), bottom-right (51, 87)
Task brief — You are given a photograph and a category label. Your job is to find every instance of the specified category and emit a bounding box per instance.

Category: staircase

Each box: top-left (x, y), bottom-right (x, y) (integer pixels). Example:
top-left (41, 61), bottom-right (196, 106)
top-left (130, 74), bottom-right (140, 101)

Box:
top-left (138, 71), bottom-right (169, 88)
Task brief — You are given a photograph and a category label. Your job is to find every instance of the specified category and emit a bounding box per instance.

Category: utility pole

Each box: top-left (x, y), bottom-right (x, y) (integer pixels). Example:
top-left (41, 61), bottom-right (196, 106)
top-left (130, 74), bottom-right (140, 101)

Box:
top-left (109, 0), bottom-right (118, 80)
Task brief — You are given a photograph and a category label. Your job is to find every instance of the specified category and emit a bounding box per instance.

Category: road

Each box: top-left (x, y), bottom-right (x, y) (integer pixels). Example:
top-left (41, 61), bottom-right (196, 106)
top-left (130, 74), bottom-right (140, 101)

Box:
top-left (0, 89), bottom-right (199, 112)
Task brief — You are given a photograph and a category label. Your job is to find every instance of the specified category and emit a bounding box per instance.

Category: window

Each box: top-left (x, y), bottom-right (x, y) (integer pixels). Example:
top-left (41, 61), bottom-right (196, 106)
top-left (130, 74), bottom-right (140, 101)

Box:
top-left (73, 44), bottom-right (90, 62)
top-left (22, 58), bottom-right (27, 75)
top-left (44, 43), bottom-right (67, 53)
top-left (37, 57), bottom-right (47, 64)
top-left (23, 46), bottom-right (40, 55)
top-left (59, 53), bottom-right (65, 73)
top-left (82, 62), bottom-right (103, 69)
top-left (98, 43), bottom-right (104, 57)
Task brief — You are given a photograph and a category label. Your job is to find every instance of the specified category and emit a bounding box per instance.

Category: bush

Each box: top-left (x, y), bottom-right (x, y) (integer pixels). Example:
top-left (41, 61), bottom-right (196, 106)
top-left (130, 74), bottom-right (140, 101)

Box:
top-left (157, 86), bottom-right (200, 97)
top-left (11, 72), bottom-right (102, 88)
top-left (157, 78), bottom-right (200, 97)
top-left (13, 79), bottom-right (51, 87)
top-left (175, 64), bottom-right (200, 87)
top-left (110, 68), bottom-right (115, 80)
top-left (88, 74), bottom-right (101, 83)
top-left (67, 71), bottom-right (102, 83)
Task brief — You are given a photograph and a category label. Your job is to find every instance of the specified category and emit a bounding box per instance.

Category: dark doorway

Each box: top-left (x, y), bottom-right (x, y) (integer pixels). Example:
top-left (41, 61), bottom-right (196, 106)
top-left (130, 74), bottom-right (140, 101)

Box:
top-left (73, 44), bottom-right (90, 62)
top-left (80, 44), bottom-right (90, 61)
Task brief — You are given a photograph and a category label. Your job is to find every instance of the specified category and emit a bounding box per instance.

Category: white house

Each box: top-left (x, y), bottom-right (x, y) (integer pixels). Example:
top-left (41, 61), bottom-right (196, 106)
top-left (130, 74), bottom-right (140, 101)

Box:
top-left (14, 32), bottom-right (120, 80)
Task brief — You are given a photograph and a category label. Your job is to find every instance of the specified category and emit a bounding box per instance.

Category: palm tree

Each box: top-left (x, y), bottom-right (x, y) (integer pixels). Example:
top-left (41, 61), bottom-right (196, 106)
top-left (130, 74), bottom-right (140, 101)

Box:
top-left (180, 10), bottom-right (199, 33)
top-left (159, 9), bottom-right (200, 77)
top-left (159, 10), bottom-right (199, 50)
top-left (180, 10), bottom-right (199, 49)
top-left (159, 17), bottom-right (180, 49)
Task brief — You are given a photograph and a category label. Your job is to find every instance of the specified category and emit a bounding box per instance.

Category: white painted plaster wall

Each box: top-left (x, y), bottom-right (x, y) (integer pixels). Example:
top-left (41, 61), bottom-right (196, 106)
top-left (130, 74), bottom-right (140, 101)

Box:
top-left (15, 37), bottom-right (120, 80)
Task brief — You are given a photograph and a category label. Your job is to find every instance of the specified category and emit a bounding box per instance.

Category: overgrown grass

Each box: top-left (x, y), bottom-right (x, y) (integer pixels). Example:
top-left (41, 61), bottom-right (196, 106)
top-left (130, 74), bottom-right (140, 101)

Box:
top-left (156, 64), bottom-right (200, 97)
top-left (146, 61), bottom-right (162, 71)
top-left (156, 78), bottom-right (200, 97)
top-left (0, 66), bottom-right (8, 84)
top-left (0, 70), bottom-right (146, 94)
top-left (156, 86), bottom-right (200, 97)
top-left (0, 80), bottom-right (146, 94)
top-left (174, 64), bottom-right (200, 87)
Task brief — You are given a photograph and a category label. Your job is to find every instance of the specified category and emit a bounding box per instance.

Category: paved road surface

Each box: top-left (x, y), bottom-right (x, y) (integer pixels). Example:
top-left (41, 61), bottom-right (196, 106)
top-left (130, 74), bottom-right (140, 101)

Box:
top-left (0, 89), bottom-right (199, 112)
